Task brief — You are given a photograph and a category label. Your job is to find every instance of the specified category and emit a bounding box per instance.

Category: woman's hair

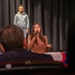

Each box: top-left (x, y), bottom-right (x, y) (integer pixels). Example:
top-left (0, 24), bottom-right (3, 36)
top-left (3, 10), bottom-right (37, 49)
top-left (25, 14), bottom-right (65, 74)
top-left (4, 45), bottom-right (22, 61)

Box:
top-left (30, 22), bottom-right (46, 45)
top-left (0, 25), bottom-right (24, 51)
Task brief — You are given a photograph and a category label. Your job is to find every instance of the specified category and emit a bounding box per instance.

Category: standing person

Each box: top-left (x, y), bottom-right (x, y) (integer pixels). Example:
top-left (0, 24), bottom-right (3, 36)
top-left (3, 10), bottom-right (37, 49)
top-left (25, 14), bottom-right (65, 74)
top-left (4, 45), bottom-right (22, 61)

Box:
top-left (28, 22), bottom-right (52, 54)
top-left (0, 25), bottom-right (53, 62)
top-left (14, 5), bottom-right (29, 38)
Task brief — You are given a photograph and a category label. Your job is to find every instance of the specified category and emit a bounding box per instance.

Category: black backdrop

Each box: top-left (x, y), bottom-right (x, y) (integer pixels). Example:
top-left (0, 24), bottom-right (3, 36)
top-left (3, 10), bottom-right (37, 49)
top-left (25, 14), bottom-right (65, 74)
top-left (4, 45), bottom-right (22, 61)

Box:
top-left (0, 0), bottom-right (74, 51)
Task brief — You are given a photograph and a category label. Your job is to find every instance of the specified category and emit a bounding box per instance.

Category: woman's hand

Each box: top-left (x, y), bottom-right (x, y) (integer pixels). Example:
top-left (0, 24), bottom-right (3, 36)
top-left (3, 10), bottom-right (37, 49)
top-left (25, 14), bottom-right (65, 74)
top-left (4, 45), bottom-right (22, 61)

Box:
top-left (45, 44), bottom-right (52, 53)
top-left (46, 44), bottom-right (52, 48)
top-left (33, 37), bottom-right (36, 40)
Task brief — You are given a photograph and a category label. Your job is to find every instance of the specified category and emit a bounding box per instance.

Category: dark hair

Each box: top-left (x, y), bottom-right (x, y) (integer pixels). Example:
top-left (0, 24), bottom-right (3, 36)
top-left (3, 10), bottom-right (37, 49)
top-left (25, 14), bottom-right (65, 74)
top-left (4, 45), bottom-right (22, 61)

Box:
top-left (0, 25), bottom-right (24, 51)
top-left (30, 22), bottom-right (46, 45)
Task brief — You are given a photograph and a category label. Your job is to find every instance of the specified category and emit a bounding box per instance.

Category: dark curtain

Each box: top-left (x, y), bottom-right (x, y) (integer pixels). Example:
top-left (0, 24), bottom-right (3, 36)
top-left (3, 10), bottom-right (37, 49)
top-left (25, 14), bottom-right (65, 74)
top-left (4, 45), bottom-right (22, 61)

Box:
top-left (0, 0), bottom-right (72, 51)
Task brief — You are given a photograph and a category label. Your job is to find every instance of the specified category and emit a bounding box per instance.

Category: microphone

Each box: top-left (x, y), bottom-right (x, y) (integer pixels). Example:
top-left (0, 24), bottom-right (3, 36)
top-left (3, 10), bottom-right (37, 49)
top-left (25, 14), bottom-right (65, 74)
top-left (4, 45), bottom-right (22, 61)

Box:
top-left (34, 31), bottom-right (38, 36)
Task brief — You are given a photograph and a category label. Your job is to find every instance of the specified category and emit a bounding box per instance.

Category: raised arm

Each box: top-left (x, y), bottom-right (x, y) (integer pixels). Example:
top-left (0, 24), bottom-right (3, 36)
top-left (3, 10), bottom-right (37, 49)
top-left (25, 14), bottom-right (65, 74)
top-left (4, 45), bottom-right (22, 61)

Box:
top-left (28, 35), bottom-right (35, 49)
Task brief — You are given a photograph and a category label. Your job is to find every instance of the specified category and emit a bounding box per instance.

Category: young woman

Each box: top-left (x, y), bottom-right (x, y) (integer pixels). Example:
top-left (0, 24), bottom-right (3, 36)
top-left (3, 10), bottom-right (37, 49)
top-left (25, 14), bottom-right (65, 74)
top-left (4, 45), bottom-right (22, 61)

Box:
top-left (28, 23), bottom-right (52, 54)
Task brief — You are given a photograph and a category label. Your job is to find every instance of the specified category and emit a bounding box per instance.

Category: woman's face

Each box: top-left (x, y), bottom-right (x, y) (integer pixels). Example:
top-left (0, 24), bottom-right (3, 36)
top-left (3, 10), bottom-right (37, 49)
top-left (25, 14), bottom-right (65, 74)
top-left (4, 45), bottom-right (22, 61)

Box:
top-left (33, 24), bottom-right (41, 33)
